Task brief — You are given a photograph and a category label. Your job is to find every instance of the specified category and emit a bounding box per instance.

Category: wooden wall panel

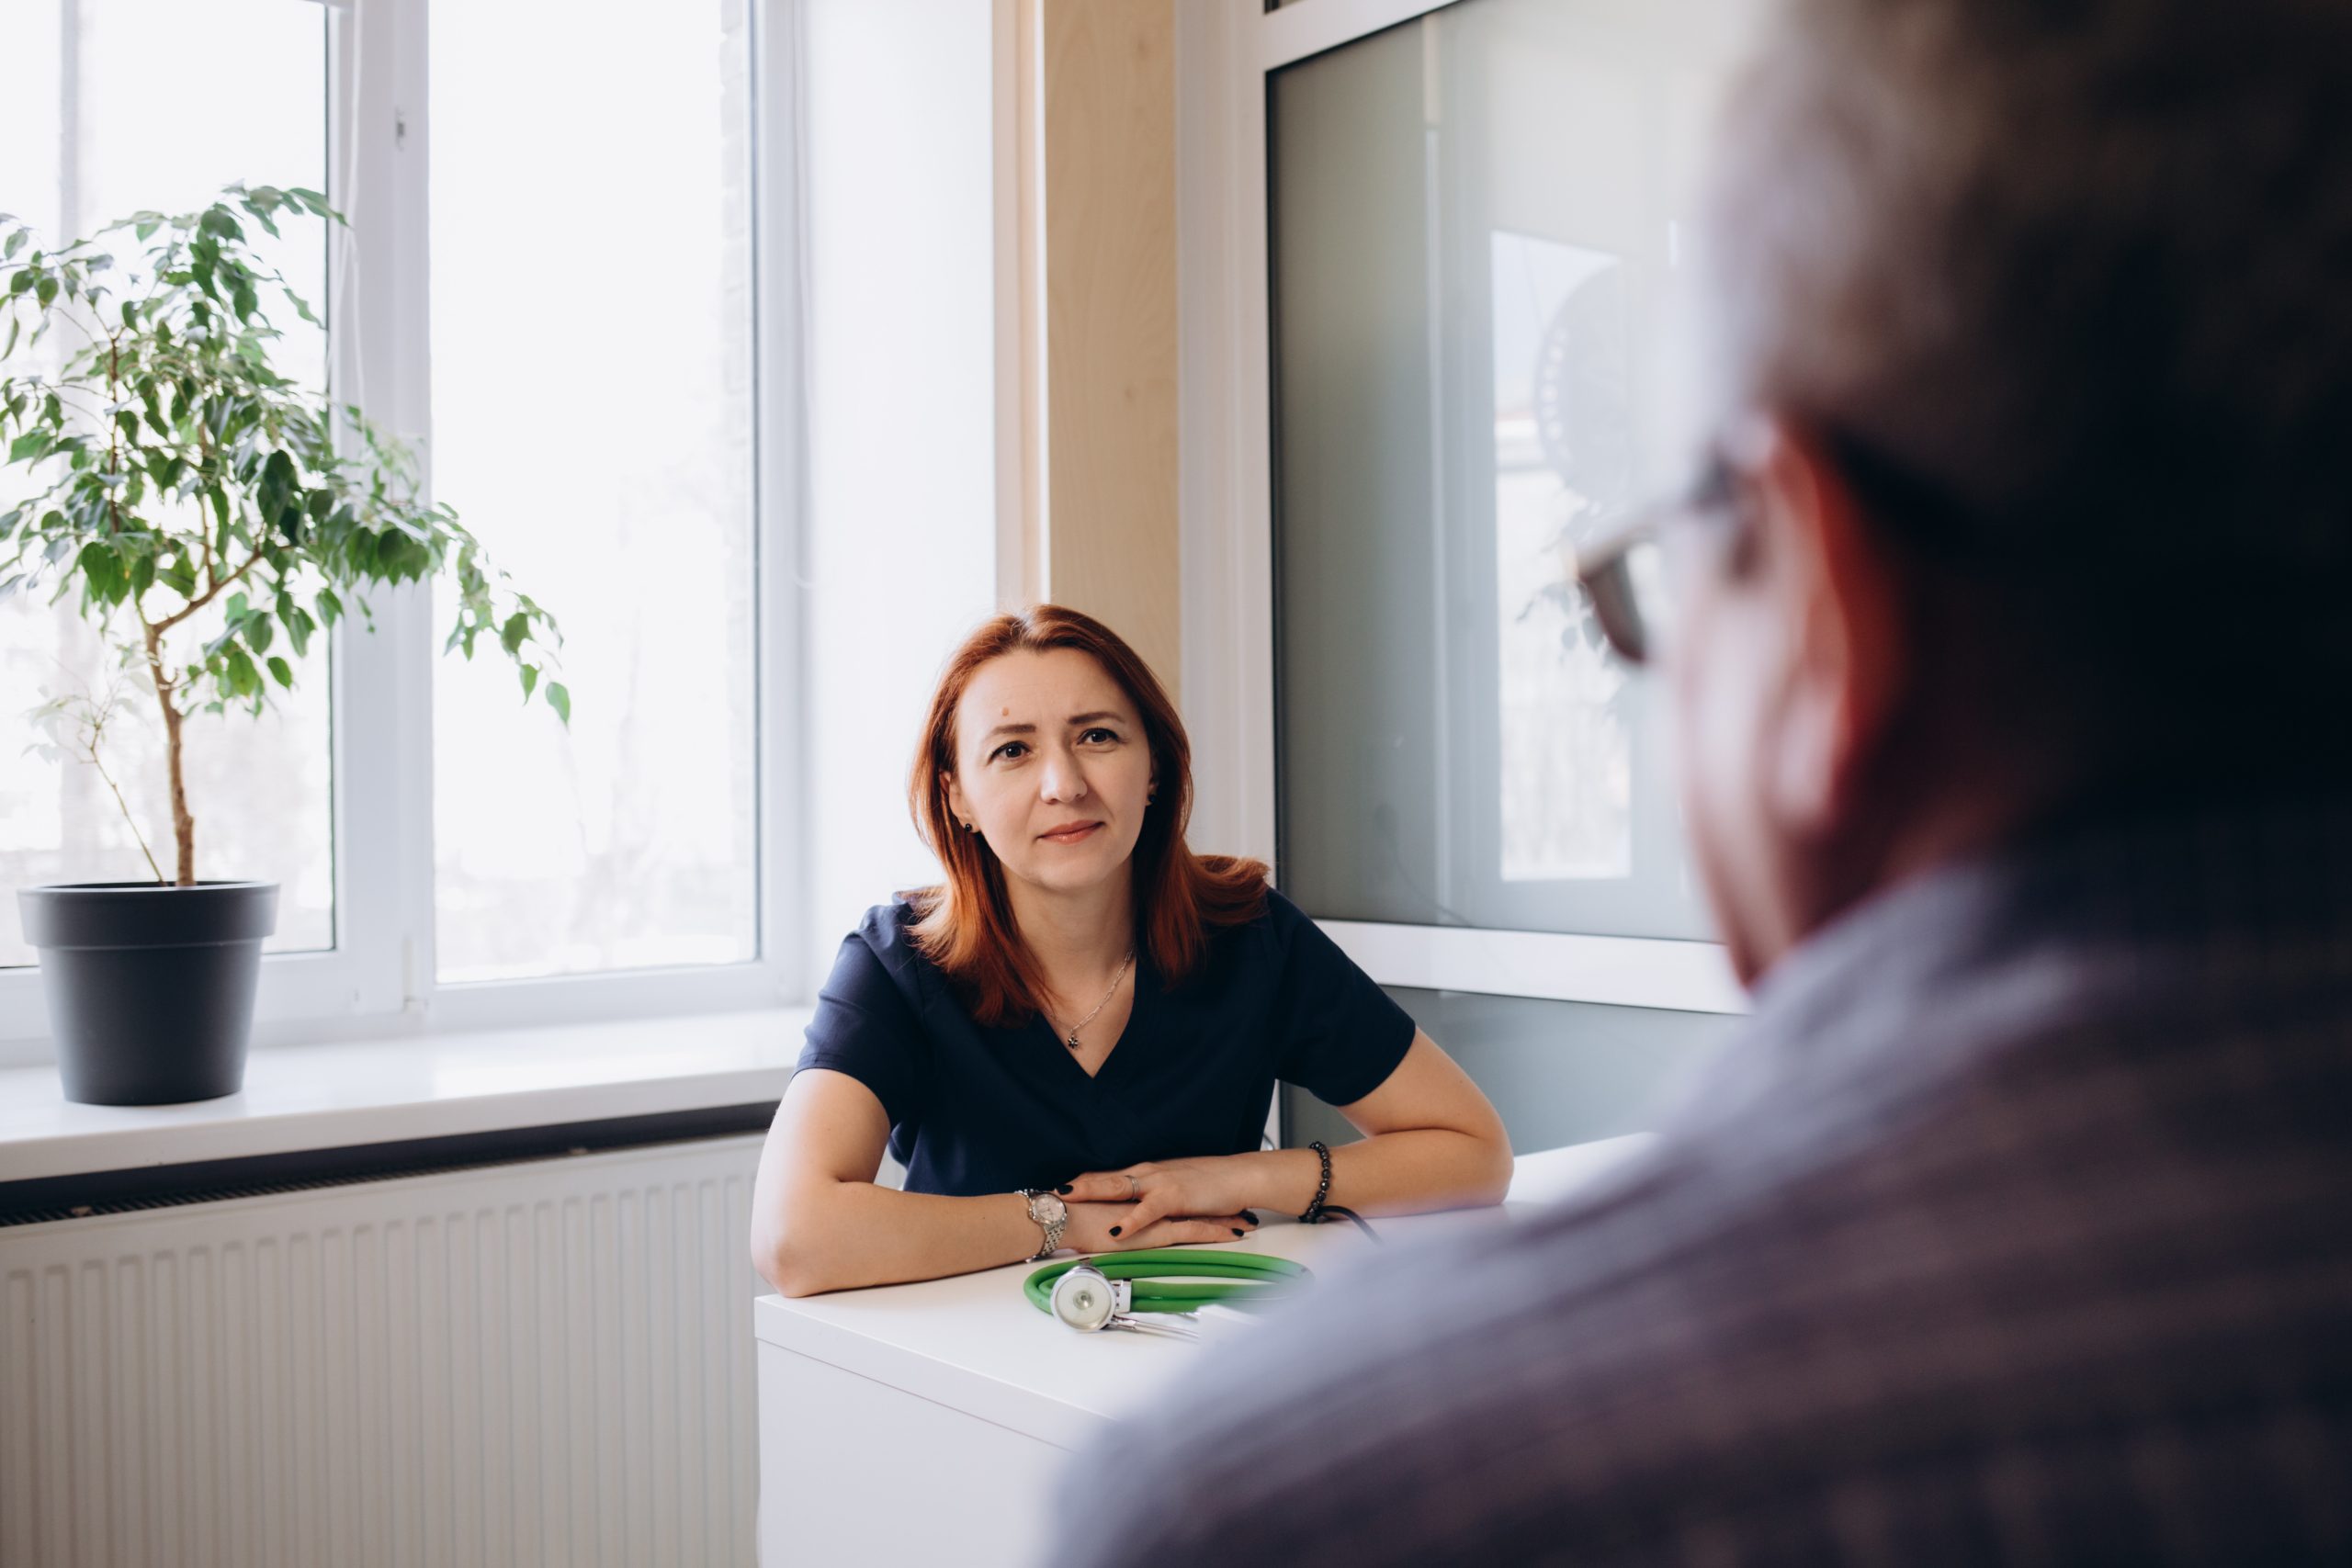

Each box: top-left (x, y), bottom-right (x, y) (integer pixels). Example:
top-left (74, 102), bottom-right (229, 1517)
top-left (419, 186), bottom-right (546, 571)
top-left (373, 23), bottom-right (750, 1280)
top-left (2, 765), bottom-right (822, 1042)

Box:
top-left (1008, 0), bottom-right (1182, 698)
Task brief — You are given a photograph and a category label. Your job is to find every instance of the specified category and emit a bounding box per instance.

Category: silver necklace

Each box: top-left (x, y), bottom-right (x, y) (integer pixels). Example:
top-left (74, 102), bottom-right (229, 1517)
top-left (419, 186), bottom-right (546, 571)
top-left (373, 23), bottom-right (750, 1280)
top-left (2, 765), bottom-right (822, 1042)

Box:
top-left (1053, 947), bottom-right (1135, 1050)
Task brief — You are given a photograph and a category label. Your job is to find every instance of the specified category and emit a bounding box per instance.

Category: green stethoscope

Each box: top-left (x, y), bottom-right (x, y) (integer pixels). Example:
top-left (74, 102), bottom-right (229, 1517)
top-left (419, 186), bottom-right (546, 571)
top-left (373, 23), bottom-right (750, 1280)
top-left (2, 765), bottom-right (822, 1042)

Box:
top-left (1024, 1248), bottom-right (1312, 1342)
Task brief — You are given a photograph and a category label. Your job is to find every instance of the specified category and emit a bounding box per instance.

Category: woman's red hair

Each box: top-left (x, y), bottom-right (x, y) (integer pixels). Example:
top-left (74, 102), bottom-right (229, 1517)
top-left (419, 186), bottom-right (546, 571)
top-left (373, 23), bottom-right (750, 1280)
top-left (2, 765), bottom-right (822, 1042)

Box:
top-left (907, 604), bottom-right (1267, 1026)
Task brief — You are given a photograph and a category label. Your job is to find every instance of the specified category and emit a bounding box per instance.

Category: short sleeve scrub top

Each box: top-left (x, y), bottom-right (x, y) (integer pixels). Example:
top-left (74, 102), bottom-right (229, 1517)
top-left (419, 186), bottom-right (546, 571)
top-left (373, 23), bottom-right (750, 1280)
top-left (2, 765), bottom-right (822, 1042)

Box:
top-left (794, 887), bottom-right (1417, 1196)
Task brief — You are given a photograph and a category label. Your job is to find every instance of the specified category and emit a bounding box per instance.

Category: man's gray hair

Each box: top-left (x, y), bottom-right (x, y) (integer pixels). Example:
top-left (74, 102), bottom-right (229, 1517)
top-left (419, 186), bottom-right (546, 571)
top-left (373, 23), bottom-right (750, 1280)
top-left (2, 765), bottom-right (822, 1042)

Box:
top-left (1707, 0), bottom-right (2352, 765)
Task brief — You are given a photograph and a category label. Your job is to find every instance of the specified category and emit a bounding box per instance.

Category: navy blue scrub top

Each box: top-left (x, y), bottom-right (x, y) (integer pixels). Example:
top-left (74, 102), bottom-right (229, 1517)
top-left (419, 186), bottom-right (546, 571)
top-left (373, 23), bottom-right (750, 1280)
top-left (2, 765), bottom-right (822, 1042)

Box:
top-left (794, 887), bottom-right (1418, 1197)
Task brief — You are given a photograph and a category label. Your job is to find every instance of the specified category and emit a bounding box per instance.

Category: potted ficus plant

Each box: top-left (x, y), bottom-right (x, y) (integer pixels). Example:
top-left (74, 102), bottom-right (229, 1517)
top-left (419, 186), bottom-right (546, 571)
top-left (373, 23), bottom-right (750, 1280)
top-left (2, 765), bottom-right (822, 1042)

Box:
top-left (0, 184), bottom-right (566, 1104)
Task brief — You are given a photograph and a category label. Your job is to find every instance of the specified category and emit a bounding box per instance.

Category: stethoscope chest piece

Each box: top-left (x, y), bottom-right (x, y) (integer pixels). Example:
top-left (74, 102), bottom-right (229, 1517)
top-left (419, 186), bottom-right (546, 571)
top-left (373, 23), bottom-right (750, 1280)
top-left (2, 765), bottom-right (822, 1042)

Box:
top-left (1049, 1264), bottom-right (1130, 1331)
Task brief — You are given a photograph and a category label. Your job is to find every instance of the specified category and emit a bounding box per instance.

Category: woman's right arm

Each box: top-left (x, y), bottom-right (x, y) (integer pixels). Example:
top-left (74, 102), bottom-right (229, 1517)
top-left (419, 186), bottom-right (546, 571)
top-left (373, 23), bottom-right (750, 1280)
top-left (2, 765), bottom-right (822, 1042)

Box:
top-left (748, 1066), bottom-right (1046, 1297)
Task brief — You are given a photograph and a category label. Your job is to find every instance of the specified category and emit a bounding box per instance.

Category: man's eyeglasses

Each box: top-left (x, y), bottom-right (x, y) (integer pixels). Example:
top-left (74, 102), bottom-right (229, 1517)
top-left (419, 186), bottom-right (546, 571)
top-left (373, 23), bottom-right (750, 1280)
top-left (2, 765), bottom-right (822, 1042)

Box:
top-left (1571, 451), bottom-right (1738, 667)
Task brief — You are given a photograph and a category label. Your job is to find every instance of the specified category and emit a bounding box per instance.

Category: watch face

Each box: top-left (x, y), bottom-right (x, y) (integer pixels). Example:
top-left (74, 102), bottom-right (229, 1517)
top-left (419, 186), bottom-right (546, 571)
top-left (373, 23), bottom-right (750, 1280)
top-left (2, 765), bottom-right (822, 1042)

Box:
top-left (1035, 1192), bottom-right (1068, 1224)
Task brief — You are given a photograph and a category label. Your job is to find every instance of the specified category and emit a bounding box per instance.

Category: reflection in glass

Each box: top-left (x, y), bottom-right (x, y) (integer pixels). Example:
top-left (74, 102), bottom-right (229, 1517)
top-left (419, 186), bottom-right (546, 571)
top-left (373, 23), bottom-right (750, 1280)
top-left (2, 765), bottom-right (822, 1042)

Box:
top-left (1493, 231), bottom-right (1633, 884)
top-left (1270, 0), bottom-right (1747, 941)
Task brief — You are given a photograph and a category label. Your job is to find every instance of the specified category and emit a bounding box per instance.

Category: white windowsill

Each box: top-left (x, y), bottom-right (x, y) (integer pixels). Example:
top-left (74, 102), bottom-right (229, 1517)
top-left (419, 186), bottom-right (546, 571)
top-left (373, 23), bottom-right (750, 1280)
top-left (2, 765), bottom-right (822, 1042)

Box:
top-left (0, 1007), bottom-right (808, 1187)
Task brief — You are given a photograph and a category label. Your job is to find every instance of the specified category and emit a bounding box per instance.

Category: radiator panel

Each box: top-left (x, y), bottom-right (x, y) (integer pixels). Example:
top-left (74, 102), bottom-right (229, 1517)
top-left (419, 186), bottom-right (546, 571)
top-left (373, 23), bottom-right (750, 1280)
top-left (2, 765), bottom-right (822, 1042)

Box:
top-left (0, 1134), bottom-right (766, 1568)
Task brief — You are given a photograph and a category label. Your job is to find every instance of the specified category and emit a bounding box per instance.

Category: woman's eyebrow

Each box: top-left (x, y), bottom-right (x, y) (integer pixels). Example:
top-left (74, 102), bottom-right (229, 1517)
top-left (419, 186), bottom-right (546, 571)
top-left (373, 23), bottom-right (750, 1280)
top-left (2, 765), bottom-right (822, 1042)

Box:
top-left (1067, 711), bottom-right (1125, 728)
top-left (979, 721), bottom-right (1037, 744)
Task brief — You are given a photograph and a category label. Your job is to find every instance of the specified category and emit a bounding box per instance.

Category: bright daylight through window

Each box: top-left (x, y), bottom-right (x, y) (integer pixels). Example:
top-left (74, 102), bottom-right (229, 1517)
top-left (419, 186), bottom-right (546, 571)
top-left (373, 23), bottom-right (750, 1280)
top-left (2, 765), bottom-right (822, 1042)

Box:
top-left (427, 2), bottom-right (758, 982)
top-left (0, 0), bottom-right (334, 968)
top-left (1, 0), bottom-right (763, 1011)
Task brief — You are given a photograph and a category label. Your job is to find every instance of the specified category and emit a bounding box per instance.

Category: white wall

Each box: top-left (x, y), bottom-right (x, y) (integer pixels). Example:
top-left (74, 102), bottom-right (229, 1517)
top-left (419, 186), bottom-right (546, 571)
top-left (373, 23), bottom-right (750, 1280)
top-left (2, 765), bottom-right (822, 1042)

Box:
top-left (797, 0), bottom-right (1003, 985)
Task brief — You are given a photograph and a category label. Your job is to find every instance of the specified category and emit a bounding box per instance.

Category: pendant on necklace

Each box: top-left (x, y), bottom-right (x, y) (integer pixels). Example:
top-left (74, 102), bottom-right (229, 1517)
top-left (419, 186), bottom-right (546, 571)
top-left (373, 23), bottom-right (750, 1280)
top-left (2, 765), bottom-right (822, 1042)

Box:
top-left (1065, 1032), bottom-right (1080, 1051)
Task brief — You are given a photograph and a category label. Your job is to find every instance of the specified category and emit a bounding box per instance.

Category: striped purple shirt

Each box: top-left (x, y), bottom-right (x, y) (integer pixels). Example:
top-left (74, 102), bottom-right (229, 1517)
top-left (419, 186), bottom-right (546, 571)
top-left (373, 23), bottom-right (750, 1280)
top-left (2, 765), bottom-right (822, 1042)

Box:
top-left (1049, 795), bottom-right (2352, 1565)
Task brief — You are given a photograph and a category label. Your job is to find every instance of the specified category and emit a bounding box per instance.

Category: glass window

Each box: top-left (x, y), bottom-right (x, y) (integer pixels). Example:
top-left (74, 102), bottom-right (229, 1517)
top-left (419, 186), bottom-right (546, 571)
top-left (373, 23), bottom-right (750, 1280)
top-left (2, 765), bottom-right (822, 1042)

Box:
top-left (1269, 0), bottom-right (1746, 941)
top-left (0, 0), bottom-right (334, 968)
top-left (427, 0), bottom-right (759, 982)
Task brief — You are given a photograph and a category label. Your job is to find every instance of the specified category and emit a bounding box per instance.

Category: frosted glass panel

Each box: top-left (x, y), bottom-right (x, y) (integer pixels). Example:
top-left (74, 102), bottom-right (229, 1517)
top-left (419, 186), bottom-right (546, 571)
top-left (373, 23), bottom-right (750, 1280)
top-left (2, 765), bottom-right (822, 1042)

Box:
top-left (1283, 987), bottom-right (1732, 1155)
top-left (1270, 0), bottom-right (1747, 940)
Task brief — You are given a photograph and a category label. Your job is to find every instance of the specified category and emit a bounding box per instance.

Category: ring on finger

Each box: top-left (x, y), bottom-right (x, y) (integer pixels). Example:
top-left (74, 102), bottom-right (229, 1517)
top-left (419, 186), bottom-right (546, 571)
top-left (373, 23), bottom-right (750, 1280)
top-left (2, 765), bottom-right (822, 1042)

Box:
top-left (1127, 1173), bottom-right (1140, 1201)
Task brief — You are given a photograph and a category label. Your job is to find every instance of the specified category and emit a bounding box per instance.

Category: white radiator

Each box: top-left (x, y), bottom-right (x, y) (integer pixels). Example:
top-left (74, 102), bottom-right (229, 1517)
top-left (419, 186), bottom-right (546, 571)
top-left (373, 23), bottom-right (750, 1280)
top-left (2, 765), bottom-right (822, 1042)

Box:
top-left (0, 1133), bottom-right (768, 1568)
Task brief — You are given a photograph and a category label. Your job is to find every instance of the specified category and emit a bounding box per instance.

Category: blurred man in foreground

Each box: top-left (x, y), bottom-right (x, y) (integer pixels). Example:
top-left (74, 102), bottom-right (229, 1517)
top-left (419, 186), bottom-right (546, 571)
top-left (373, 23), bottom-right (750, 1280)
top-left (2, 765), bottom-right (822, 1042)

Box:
top-left (1051, 0), bottom-right (2352, 1561)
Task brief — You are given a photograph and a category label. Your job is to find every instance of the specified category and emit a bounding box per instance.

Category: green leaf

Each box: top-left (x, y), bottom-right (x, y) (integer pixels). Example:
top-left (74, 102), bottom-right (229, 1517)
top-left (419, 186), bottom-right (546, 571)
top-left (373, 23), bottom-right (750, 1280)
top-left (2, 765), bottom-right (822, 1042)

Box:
top-left (243, 612), bottom-right (273, 654)
top-left (499, 611), bottom-right (528, 656)
top-left (546, 682), bottom-right (571, 725)
top-left (1, 229), bottom-right (23, 261)
top-left (35, 276), bottom-right (57, 308)
top-left (76, 542), bottom-right (122, 604)
top-left (266, 655), bottom-right (293, 689)
top-left (2, 317), bottom-right (17, 359)
top-left (520, 663), bottom-right (539, 702)
top-left (7, 431), bottom-right (45, 464)
top-left (315, 586), bottom-right (344, 626)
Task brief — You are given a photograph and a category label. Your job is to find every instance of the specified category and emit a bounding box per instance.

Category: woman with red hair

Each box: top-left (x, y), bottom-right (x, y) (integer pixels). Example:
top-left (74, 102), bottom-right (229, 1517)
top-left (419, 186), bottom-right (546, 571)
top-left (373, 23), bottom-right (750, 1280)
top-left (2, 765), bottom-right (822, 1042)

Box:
top-left (751, 606), bottom-right (1512, 1297)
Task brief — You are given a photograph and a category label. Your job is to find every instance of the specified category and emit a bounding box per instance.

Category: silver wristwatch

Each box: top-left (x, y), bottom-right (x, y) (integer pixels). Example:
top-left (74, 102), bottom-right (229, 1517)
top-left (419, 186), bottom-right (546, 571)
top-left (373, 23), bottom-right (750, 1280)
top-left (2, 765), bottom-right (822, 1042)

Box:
top-left (1019, 1188), bottom-right (1069, 1261)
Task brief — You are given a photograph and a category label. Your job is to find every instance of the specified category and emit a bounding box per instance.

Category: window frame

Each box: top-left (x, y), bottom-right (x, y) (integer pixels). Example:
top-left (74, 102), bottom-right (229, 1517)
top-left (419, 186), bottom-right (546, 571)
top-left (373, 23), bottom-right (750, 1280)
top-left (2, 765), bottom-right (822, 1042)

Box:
top-left (0, 0), bottom-right (808, 1060)
top-left (1177, 0), bottom-right (1744, 1018)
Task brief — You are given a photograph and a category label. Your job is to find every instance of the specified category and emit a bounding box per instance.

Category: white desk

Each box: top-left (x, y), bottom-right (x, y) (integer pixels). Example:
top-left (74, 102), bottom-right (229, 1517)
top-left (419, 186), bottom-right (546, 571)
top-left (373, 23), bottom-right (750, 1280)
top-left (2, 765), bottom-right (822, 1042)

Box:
top-left (752, 1135), bottom-right (1653, 1567)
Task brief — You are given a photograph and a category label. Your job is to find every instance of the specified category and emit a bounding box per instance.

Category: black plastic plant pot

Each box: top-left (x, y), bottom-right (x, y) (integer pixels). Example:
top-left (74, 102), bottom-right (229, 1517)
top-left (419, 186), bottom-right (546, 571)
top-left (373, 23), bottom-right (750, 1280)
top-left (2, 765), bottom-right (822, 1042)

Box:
top-left (17, 881), bottom-right (279, 1105)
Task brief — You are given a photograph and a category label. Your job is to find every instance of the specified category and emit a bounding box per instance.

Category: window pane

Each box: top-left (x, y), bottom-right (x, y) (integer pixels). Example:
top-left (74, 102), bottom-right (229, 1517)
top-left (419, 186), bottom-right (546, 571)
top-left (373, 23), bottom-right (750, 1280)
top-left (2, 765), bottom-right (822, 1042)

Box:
top-left (1284, 987), bottom-right (1732, 1156)
top-left (0, 0), bottom-right (333, 967)
top-left (428, 0), bottom-right (758, 982)
top-left (1270, 0), bottom-right (1746, 940)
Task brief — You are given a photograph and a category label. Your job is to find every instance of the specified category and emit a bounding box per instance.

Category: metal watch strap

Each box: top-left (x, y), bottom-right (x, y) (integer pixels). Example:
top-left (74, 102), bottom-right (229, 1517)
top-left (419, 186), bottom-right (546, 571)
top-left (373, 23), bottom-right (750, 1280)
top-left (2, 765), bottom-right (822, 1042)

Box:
top-left (1020, 1189), bottom-right (1067, 1260)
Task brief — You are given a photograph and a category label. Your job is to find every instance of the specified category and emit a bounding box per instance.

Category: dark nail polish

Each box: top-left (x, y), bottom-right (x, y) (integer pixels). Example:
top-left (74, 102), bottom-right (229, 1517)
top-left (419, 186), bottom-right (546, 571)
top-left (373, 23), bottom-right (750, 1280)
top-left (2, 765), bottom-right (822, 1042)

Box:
top-left (1109, 1225), bottom-right (1123, 1237)
top-left (1242, 1211), bottom-right (1260, 1224)
top-left (1233, 1228), bottom-right (1247, 1236)
top-left (1056, 1185), bottom-right (1072, 1195)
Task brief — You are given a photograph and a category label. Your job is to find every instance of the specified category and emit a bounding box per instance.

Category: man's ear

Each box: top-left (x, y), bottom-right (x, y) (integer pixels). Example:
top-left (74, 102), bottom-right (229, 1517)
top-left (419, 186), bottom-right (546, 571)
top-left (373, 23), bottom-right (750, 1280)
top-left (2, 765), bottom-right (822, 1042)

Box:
top-left (1752, 423), bottom-right (1910, 836)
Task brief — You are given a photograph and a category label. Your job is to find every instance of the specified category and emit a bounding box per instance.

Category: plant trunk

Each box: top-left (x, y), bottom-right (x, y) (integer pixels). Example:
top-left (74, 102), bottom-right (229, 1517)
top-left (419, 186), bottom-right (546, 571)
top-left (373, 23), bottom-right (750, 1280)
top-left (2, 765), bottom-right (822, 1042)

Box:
top-left (142, 626), bottom-right (196, 886)
top-left (161, 694), bottom-right (195, 886)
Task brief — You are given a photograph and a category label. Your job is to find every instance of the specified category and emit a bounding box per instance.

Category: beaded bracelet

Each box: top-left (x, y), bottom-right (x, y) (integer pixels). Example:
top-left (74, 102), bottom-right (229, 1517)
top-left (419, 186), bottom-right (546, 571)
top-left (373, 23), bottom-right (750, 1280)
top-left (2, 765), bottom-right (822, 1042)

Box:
top-left (1299, 1139), bottom-right (1333, 1224)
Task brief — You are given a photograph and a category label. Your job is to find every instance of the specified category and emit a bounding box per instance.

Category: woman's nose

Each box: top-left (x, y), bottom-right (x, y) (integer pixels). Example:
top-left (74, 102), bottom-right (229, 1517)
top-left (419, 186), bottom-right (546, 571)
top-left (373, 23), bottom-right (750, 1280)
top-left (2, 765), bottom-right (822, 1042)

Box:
top-left (1039, 749), bottom-right (1089, 804)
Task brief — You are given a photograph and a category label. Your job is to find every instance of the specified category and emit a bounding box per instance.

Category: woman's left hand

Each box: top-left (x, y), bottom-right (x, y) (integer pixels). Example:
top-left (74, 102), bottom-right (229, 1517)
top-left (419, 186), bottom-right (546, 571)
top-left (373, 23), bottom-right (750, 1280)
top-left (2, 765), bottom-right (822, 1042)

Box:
top-left (1061, 1156), bottom-right (1259, 1236)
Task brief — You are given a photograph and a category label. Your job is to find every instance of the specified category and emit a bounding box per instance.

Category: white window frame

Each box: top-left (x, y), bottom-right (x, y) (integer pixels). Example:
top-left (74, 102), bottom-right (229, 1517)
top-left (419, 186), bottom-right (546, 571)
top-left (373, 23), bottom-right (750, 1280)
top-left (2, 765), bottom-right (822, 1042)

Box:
top-left (0, 0), bottom-right (808, 1060)
top-left (1176, 0), bottom-right (1744, 1019)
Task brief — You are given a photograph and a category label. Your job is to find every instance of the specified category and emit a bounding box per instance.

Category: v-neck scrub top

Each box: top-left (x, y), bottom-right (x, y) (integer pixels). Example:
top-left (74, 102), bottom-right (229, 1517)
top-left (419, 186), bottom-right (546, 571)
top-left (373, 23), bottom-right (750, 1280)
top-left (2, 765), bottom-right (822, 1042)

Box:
top-left (794, 887), bottom-right (1419, 1197)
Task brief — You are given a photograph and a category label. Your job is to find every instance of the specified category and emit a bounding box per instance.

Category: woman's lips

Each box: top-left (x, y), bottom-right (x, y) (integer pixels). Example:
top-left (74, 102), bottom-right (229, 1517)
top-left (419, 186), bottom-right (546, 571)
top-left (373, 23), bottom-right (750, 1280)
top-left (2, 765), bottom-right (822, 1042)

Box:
top-left (1038, 821), bottom-right (1102, 844)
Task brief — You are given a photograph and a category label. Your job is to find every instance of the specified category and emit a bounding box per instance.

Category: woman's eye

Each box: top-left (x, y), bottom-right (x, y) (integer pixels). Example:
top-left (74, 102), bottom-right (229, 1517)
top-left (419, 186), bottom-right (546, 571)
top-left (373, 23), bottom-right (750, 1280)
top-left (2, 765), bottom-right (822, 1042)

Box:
top-left (992, 741), bottom-right (1028, 761)
top-left (1081, 728), bottom-right (1118, 745)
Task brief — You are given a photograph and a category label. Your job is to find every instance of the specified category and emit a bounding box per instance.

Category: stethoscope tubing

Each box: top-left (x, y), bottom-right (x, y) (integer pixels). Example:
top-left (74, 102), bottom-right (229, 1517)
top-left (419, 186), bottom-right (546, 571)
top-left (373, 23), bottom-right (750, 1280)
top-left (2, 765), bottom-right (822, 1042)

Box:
top-left (1023, 1247), bottom-right (1312, 1316)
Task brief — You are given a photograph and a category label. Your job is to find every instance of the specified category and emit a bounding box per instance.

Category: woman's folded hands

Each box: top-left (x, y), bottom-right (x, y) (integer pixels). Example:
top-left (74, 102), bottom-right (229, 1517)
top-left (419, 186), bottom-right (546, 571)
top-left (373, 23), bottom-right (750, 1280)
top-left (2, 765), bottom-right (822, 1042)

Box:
top-left (1054, 1156), bottom-right (1263, 1252)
